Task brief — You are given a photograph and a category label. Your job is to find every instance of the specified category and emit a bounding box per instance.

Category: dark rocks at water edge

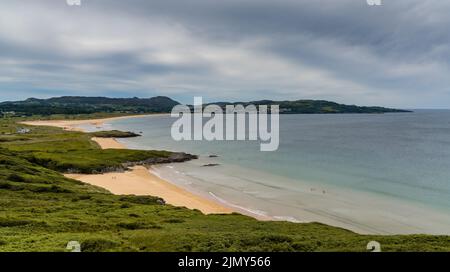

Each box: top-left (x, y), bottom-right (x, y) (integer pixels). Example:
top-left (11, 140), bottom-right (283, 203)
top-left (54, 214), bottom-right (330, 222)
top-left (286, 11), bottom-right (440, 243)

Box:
top-left (90, 130), bottom-right (141, 138)
top-left (66, 166), bottom-right (128, 174)
top-left (202, 163), bottom-right (220, 167)
top-left (66, 152), bottom-right (198, 174)
top-left (122, 152), bottom-right (198, 167)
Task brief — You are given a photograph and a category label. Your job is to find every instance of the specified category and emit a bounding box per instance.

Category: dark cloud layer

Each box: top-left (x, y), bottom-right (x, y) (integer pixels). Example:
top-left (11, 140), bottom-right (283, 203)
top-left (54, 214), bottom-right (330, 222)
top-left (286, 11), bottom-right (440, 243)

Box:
top-left (0, 0), bottom-right (449, 107)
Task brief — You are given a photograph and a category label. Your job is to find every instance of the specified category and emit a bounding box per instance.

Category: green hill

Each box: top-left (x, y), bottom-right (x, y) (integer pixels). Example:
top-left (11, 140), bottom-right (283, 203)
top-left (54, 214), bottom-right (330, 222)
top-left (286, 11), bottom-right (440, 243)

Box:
top-left (208, 100), bottom-right (411, 114)
top-left (0, 96), bottom-right (180, 116)
top-left (0, 96), bottom-right (410, 117)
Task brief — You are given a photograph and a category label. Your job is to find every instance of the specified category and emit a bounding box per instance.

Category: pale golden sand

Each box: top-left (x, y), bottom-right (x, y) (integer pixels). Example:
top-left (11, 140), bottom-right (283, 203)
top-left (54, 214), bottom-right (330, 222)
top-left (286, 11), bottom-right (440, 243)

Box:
top-left (24, 115), bottom-right (233, 215)
top-left (21, 116), bottom-right (450, 233)
top-left (65, 166), bottom-right (232, 214)
top-left (20, 114), bottom-right (158, 132)
top-left (91, 137), bottom-right (126, 149)
top-left (21, 116), bottom-right (147, 149)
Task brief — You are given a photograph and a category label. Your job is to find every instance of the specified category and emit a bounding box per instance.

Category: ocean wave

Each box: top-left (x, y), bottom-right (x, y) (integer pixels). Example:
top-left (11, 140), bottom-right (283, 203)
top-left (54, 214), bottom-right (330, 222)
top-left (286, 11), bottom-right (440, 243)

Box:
top-left (272, 216), bottom-right (303, 223)
top-left (208, 192), bottom-right (268, 217)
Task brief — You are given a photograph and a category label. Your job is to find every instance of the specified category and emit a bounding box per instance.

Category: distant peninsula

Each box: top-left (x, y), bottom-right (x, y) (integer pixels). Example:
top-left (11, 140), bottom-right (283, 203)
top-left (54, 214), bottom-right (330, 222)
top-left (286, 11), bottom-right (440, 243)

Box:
top-left (206, 100), bottom-right (411, 114)
top-left (0, 96), bottom-right (411, 116)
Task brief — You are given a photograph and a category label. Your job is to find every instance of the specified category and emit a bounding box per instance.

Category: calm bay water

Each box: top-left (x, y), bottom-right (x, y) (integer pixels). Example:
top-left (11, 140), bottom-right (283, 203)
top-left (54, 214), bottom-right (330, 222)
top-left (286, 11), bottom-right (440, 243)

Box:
top-left (96, 110), bottom-right (450, 234)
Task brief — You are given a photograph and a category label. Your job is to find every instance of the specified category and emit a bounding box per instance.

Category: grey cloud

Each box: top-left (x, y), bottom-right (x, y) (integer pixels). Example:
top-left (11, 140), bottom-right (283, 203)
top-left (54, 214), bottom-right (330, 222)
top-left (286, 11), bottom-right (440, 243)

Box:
top-left (0, 0), bottom-right (449, 107)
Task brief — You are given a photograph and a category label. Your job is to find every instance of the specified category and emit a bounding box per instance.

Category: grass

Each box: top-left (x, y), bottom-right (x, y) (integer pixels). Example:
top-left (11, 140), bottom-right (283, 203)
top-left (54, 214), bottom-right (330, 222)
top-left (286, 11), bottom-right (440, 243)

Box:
top-left (1, 122), bottom-right (170, 173)
top-left (0, 116), bottom-right (449, 252)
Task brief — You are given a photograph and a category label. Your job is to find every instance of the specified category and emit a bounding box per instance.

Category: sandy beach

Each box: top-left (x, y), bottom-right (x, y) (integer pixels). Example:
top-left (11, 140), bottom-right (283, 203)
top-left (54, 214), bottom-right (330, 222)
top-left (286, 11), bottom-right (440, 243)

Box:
top-left (19, 115), bottom-right (450, 234)
top-left (66, 166), bottom-right (232, 214)
top-left (91, 137), bottom-right (126, 149)
top-left (20, 114), bottom-right (158, 132)
top-left (23, 115), bottom-right (233, 215)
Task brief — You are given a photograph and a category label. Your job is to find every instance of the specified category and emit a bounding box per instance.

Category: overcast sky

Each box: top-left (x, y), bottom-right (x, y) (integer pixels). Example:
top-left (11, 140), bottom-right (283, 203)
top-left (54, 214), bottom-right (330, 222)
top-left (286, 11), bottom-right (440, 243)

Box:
top-left (0, 0), bottom-right (449, 108)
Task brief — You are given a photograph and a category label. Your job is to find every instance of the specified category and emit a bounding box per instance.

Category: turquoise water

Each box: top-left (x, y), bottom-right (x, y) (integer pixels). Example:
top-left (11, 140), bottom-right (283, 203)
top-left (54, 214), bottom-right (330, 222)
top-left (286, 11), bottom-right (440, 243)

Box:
top-left (98, 110), bottom-right (450, 234)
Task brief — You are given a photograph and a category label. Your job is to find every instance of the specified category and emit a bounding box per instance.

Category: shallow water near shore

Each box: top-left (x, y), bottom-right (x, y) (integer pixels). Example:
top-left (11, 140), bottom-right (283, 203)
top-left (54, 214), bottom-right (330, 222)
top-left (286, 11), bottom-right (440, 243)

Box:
top-left (81, 110), bottom-right (450, 234)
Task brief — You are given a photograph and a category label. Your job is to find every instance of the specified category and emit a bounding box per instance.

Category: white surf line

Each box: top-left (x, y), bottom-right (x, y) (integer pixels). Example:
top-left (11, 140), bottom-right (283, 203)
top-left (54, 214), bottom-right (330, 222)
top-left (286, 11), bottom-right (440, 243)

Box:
top-left (208, 191), bottom-right (272, 219)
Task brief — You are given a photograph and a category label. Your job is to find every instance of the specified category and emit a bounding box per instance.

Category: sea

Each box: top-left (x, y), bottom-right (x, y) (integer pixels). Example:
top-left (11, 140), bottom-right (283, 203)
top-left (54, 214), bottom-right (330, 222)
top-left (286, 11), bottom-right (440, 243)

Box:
top-left (80, 110), bottom-right (450, 234)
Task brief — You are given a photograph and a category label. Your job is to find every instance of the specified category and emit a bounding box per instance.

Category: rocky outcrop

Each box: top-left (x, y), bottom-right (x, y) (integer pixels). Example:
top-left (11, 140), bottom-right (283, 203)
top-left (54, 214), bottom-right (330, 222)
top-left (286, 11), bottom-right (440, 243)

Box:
top-left (202, 163), bottom-right (220, 167)
top-left (65, 152), bottom-right (198, 174)
top-left (122, 152), bottom-right (198, 168)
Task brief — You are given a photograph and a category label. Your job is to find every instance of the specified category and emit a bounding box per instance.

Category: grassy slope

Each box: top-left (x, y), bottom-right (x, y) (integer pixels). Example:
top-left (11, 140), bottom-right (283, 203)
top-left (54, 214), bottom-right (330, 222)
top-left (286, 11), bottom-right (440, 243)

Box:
top-left (90, 130), bottom-right (141, 138)
top-left (0, 117), bottom-right (449, 252)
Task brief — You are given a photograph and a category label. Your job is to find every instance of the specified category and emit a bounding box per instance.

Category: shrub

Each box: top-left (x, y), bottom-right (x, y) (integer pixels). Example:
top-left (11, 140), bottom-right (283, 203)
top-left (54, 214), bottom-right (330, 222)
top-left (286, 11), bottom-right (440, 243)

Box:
top-left (119, 195), bottom-right (163, 205)
top-left (0, 218), bottom-right (33, 227)
top-left (7, 174), bottom-right (26, 183)
top-left (117, 222), bottom-right (162, 230)
top-left (31, 185), bottom-right (72, 193)
top-left (0, 181), bottom-right (23, 191)
top-left (163, 218), bottom-right (185, 224)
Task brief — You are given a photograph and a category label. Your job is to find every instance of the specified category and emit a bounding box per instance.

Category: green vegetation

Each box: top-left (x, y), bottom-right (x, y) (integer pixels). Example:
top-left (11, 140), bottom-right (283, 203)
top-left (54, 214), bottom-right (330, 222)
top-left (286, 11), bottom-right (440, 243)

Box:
top-left (1, 123), bottom-right (170, 174)
top-left (0, 96), bottom-right (410, 117)
top-left (0, 96), bottom-right (179, 116)
top-left (0, 116), bottom-right (448, 252)
top-left (208, 99), bottom-right (411, 114)
top-left (90, 130), bottom-right (141, 138)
